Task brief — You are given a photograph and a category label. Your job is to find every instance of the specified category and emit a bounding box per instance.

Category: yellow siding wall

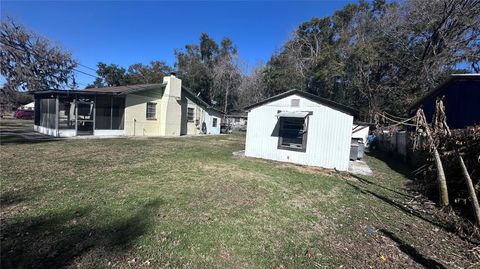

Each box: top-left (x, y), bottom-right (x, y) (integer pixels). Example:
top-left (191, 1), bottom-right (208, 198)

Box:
top-left (124, 89), bottom-right (163, 136)
top-left (185, 98), bottom-right (208, 135)
top-left (159, 76), bottom-right (182, 136)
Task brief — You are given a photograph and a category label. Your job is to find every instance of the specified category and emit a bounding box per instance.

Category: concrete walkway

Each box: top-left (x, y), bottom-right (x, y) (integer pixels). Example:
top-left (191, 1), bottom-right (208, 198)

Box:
top-left (348, 160), bottom-right (373, 176)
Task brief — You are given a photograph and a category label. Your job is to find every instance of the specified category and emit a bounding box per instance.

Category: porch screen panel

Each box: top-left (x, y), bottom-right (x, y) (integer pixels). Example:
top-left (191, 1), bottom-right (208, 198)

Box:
top-left (112, 97), bottom-right (125, 130)
top-left (58, 96), bottom-right (76, 129)
top-left (39, 98), bottom-right (49, 127)
top-left (95, 96), bottom-right (111, 129)
top-left (47, 98), bottom-right (56, 129)
top-left (34, 98), bottom-right (40, 125)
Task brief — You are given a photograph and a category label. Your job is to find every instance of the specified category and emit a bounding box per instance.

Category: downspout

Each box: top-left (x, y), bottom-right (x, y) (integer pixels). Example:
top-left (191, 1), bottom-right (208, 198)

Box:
top-left (133, 118), bottom-right (136, 136)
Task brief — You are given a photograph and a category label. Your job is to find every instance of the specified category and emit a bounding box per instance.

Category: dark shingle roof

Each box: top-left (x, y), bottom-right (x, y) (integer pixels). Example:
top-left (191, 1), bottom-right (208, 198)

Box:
top-left (83, 83), bottom-right (166, 94)
top-left (408, 73), bottom-right (480, 111)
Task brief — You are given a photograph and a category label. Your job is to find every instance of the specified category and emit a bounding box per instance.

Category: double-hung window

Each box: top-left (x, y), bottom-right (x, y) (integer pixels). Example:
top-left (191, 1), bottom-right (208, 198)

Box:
top-left (146, 102), bottom-right (156, 120)
top-left (277, 116), bottom-right (308, 151)
top-left (212, 118), bottom-right (217, 127)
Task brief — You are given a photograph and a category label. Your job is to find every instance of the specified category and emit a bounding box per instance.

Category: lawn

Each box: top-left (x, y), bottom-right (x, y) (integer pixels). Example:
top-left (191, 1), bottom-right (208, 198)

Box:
top-left (0, 120), bottom-right (477, 268)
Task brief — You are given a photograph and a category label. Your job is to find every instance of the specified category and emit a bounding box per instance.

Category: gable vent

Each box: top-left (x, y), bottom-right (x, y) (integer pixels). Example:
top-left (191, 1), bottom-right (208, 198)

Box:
top-left (291, 99), bottom-right (300, 107)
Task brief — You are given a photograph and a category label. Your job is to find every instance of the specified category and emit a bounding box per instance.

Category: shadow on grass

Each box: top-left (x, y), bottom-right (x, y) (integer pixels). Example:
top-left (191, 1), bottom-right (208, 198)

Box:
top-left (349, 173), bottom-right (414, 199)
top-left (1, 199), bottom-right (163, 269)
top-left (342, 179), bottom-right (455, 234)
top-left (0, 134), bottom-right (56, 145)
top-left (0, 189), bottom-right (37, 207)
top-left (380, 229), bottom-right (447, 269)
top-left (366, 151), bottom-right (414, 180)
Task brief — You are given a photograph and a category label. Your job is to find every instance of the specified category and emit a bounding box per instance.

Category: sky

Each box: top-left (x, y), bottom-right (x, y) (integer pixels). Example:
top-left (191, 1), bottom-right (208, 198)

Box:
top-left (1, 0), bottom-right (357, 87)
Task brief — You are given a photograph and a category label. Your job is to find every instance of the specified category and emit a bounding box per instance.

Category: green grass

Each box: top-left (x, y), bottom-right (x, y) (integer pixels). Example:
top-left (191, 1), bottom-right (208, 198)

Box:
top-left (0, 120), bottom-right (476, 268)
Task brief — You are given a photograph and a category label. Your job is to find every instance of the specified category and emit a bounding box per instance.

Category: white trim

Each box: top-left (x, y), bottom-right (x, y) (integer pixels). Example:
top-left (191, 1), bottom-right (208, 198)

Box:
top-left (34, 125), bottom-right (59, 137)
top-left (34, 125), bottom-right (124, 137)
top-left (276, 111), bottom-right (310, 118)
top-left (58, 129), bottom-right (76, 137)
top-left (93, 129), bottom-right (125, 136)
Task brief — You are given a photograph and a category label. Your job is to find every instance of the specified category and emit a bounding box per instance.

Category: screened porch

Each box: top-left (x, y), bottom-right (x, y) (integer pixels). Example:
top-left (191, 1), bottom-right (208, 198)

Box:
top-left (33, 91), bottom-right (125, 137)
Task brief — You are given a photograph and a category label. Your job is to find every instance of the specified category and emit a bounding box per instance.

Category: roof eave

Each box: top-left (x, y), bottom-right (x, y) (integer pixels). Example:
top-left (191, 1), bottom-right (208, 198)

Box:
top-left (181, 86), bottom-right (225, 114)
top-left (408, 73), bottom-right (480, 111)
top-left (244, 89), bottom-right (357, 116)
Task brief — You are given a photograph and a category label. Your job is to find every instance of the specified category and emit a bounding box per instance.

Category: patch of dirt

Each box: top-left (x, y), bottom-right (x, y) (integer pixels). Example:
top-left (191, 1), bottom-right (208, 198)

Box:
top-left (200, 163), bottom-right (271, 182)
top-left (277, 163), bottom-right (337, 177)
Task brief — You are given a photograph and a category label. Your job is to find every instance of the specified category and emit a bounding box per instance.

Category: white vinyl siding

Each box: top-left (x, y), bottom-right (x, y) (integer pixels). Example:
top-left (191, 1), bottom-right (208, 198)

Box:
top-left (245, 94), bottom-right (353, 171)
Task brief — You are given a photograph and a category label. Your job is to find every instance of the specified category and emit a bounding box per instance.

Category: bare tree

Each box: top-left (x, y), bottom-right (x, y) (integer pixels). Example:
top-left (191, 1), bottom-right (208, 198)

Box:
top-left (381, 0), bottom-right (480, 92)
top-left (0, 17), bottom-right (77, 92)
top-left (212, 55), bottom-right (242, 114)
top-left (237, 63), bottom-right (267, 108)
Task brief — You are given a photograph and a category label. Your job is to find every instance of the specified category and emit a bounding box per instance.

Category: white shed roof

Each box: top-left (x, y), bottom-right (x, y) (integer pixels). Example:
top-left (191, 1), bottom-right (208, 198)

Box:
top-left (244, 89), bottom-right (356, 116)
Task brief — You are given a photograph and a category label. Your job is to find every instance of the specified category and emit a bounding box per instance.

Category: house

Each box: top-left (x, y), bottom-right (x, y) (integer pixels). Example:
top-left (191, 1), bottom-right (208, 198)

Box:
top-left (32, 74), bottom-right (223, 137)
top-left (19, 102), bottom-right (35, 111)
top-left (244, 89), bottom-right (356, 171)
top-left (226, 110), bottom-right (247, 131)
top-left (408, 73), bottom-right (480, 129)
top-left (352, 122), bottom-right (371, 146)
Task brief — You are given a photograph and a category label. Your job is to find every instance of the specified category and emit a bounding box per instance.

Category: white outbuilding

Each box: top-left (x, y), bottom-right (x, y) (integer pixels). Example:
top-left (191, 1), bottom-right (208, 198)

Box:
top-left (244, 90), bottom-right (355, 171)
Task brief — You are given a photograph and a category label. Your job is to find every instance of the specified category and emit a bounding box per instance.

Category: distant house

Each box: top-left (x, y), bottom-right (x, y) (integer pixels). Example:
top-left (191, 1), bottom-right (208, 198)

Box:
top-left (226, 110), bottom-right (247, 131)
top-left (19, 102), bottom-right (35, 111)
top-left (244, 89), bottom-right (356, 171)
top-left (408, 74), bottom-right (480, 129)
top-left (32, 74), bottom-right (223, 137)
top-left (352, 122), bottom-right (371, 146)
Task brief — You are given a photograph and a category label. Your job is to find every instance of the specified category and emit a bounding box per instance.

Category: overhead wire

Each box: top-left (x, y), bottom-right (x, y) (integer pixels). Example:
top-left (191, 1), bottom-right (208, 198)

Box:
top-left (77, 63), bottom-right (97, 72)
top-left (375, 112), bottom-right (417, 128)
top-left (2, 41), bottom-right (145, 93)
top-left (383, 111), bottom-right (411, 121)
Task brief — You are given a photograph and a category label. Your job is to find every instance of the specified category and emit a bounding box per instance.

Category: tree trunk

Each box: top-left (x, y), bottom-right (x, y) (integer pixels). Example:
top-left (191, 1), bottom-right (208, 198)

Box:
top-left (434, 98), bottom-right (480, 225)
top-left (432, 147), bottom-right (449, 206)
top-left (456, 150), bottom-right (480, 226)
top-left (224, 87), bottom-right (229, 115)
top-left (417, 109), bottom-right (449, 206)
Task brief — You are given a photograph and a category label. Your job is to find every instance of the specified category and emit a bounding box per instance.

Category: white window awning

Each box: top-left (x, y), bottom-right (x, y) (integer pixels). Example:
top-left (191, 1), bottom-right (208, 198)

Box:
top-left (275, 111), bottom-right (310, 118)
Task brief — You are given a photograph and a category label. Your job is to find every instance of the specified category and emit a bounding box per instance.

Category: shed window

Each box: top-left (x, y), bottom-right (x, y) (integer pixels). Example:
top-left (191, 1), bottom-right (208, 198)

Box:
top-left (278, 117), bottom-right (308, 152)
top-left (146, 102), bottom-right (156, 120)
top-left (234, 118), bottom-right (240, 123)
top-left (212, 118), bottom-right (217, 127)
top-left (187, 107), bottom-right (194, 122)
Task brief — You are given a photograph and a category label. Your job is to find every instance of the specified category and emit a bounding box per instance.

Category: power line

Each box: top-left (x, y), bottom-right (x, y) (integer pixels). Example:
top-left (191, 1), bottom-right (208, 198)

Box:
top-left (73, 68), bottom-right (98, 78)
top-left (77, 63), bottom-right (97, 72)
top-left (73, 65), bottom-right (151, 93)
top-left (376, 112), bottom-right (417, 127)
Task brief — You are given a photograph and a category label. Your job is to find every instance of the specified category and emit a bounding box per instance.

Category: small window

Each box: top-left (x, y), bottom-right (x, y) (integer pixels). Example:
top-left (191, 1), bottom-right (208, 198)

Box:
top-left (278, 117), bottom-right (308, 151)
top-left (212, 118), bottom-right (217, 127)
top-left (146, 102), bottom-right (156, 120)
top-left (291, 99), bottom-right (300, 107)
top-left (187, 107), bottom-right (194, 122)
top-left (234, 118), bottom-right (240, 123)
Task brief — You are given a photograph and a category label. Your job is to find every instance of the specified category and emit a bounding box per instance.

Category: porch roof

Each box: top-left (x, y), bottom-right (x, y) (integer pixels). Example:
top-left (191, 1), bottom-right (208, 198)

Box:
top-left (32, 83), bottom-right (167, 96)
